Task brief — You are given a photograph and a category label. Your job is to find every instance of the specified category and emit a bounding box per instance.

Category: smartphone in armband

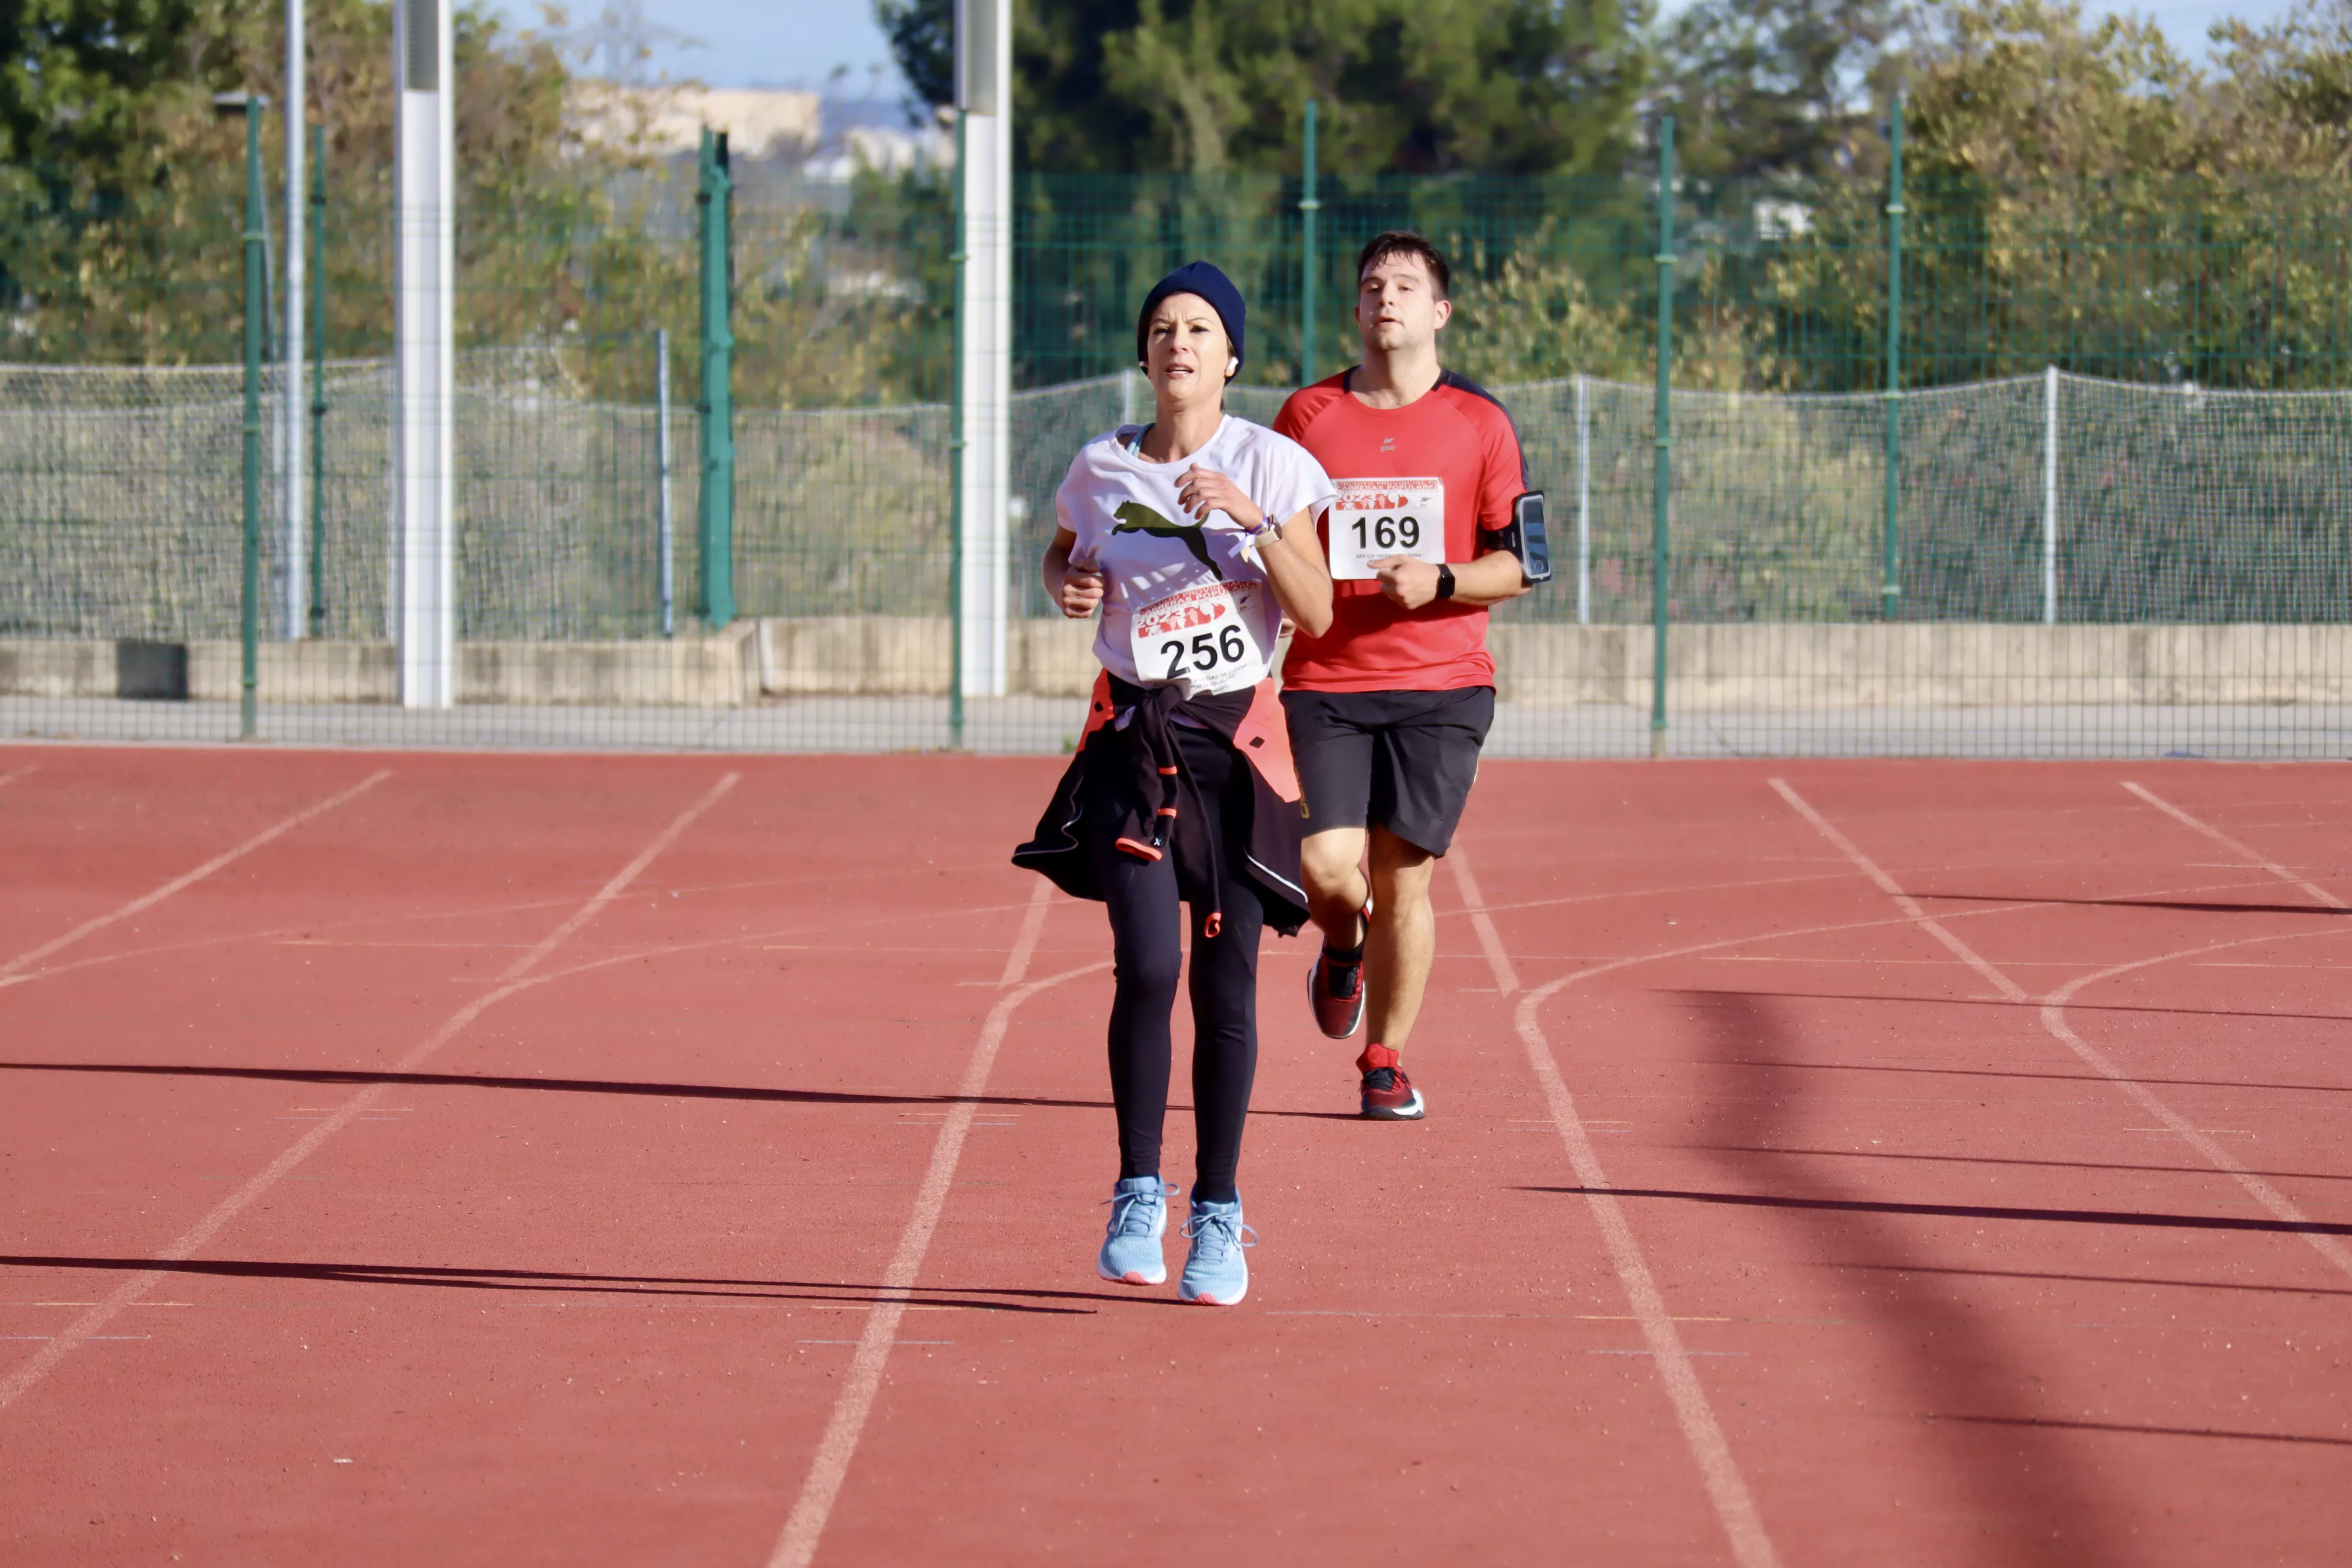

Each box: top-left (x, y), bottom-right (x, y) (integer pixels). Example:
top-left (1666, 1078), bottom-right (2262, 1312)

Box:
top-left (1480, 492), bottom-right (1553, 586)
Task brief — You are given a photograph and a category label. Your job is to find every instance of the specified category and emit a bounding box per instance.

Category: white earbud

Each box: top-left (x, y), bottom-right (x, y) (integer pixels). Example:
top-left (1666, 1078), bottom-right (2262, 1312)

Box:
top-left (1227, 358), bottom-right (1240, 377)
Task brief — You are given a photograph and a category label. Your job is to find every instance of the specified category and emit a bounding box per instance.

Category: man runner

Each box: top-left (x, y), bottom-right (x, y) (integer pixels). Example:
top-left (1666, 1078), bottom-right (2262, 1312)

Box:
top-left (1274, 231), bottom-right (1542, 1119)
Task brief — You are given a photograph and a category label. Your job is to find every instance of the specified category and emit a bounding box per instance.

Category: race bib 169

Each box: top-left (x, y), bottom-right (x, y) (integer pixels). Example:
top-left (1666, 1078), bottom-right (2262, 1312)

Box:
top-left (1329, 476), bottom-right (1446, 580)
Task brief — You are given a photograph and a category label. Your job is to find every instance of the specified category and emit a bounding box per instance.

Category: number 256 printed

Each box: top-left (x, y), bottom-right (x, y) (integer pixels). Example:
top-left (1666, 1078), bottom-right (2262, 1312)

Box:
top-left (1159, 624), bottom-right (1248, 678)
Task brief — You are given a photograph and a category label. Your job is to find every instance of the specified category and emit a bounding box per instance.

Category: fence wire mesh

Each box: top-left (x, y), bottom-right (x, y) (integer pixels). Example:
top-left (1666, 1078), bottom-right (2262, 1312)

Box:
top-left (4, 365), bottom-right (2346, 757)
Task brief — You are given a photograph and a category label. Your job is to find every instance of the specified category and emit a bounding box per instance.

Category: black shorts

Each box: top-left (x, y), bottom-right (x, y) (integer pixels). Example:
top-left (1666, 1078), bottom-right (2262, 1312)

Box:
top-left (1280, 686), bottom-right (1495, 856)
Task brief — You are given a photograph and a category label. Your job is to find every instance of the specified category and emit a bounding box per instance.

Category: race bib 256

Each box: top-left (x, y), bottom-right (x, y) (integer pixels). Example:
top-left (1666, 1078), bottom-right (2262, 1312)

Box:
top-left (1129, 580), bottom-right (1269, 697)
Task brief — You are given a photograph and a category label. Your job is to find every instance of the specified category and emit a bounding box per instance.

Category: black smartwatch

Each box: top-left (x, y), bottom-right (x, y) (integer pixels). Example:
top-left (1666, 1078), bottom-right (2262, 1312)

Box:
top-left (1435, 564), bottom-right (1456, 600)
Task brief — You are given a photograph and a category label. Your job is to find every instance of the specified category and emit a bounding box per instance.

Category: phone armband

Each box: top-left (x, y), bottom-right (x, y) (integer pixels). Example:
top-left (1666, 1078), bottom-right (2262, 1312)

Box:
top-left (1479, 491), bottom-right (1553, 586)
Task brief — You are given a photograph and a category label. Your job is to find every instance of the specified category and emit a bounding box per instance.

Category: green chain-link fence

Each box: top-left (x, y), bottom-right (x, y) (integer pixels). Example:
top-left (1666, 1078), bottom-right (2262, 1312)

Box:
top-left (4, 159), bottom-right (2350, 755)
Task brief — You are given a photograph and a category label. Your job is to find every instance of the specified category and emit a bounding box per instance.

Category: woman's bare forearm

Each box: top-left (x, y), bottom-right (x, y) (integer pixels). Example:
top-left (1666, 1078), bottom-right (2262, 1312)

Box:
top-left (1043, 538), bottom-right (1073, 602)
top-left (1257, 511), bottom-right (1332, 638)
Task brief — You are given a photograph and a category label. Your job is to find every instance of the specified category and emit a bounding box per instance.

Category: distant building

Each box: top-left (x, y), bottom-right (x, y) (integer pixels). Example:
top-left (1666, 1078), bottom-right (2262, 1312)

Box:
top-left (567, 84), bottom-right (823, 161)
top-left (803, 118), bottom-right (955, 183)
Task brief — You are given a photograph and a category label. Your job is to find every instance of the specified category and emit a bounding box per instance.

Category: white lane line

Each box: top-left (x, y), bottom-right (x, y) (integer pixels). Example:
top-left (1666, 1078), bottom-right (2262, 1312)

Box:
top-left (0, 773), bottom-right (738, 1414)
top-left (1446, 847), bottom-right (1519, 996)
top-left (2122, 782), bottom-right (2348, 910)
top-left (491, 776), bottom-right (735, 984)
top-left (0, 767), bottom-right (32, 792)
top-left (1766, 782), bottom-right (2026, 1003)
top-left (1475, 870), bottom-right (1850, 917)
top-left (1449, 846), bottom-right (1782, 1568)
top-left (0, 769), bottom-right (391, 985)
top-left (2040, 969), bottom-right (2352, 1286)
top-left (1770, 778), bottom-right (2352, 1286)
top-left (769, 955), bottom-right (1111, 1568)
top-left (994, 880), bottom-right (1055, 986)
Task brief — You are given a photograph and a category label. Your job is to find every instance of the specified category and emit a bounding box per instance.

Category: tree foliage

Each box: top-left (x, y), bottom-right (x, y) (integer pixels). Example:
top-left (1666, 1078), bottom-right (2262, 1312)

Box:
top-left (874, 0), bottom-right (953, 117)
top-left (874, 0), bottom-right (1647, 175)
top-left (1655, 0), bottom-right (1916, 183)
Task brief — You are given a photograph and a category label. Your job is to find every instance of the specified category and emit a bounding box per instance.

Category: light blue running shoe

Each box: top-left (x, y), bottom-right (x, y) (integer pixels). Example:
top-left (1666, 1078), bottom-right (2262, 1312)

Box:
top-left (1097, 1176), bottom-right (1171, 1285)
top-left (1178, 1192), bottom-right (1256, 1306)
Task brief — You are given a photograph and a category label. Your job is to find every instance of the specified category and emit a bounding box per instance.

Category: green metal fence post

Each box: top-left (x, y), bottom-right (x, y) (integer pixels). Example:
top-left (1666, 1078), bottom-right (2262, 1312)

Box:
top-left (1650, 115), bottom-right (1675, 760)
top-left (1883, 96), bottom-right (1905, 619)
top-left (240, 96), bottom-right (264, 739)
top-left (697, 126), bottom-right (736, 629)
top-left (948, 109), bottom-right (968, 751)
top-left (1299, 100), bottom-right (1319, 386)
top-left (308, 119), bottom-right (327, 637)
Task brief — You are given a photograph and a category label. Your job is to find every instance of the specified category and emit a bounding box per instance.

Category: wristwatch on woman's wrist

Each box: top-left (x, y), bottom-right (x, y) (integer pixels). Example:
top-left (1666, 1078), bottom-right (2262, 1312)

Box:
top-left (1435, 564), bottom-right (1456, 600)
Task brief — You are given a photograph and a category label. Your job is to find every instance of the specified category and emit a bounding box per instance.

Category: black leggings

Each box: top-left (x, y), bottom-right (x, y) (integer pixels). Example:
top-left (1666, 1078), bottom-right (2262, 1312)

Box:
top-left (1083, 724), bottom-right (1263, 1204)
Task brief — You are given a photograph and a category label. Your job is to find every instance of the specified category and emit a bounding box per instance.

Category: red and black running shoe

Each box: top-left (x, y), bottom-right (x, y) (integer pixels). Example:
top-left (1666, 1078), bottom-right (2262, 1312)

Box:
top-left (1356, 1042), bottom-right (1426, 1121)
top-left (1306, 899), bottom-right (1371, 1040)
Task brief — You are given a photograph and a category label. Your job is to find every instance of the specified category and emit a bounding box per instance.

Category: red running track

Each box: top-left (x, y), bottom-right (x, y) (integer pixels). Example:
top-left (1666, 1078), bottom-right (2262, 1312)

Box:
top-left (1, 749), bottom-right (2347, 1565)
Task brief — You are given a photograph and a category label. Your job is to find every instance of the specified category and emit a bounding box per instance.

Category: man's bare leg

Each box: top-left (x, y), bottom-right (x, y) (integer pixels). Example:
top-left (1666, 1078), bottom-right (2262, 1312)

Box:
top-left (1364, 826), bottom-right (1435, 1050)
top-left (1301, 826), bottom-right (1371, 947)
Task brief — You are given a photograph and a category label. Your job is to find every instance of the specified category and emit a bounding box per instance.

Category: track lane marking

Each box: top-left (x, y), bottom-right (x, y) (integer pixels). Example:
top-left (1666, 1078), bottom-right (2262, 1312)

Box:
top-left (1770, 778), bottom-right (2352, 1286)
top-left (2122, 782), bottom-right (2348, 910)
top-left (2040, 959), bottom-right (2352, 1282)
top-left (770, 880), bottom-right (1102, 1568)
top-left (994, 880), bottom-right (1054, 986)
top-left (1452, 847), bottom-right (1521, 995)
top-left (1450, 847), bottom-right (1782, 1568)
top-left (1, 885), bottom-right (1059, 995)
top-left (0, 766), bottom-right (33, 792)
top-left (1763, 784), bottom-right (2026, 1004)
top-left (0, 769), bottom-right (391, 985)
top-left (0, 772), bottom-right (737, 1414)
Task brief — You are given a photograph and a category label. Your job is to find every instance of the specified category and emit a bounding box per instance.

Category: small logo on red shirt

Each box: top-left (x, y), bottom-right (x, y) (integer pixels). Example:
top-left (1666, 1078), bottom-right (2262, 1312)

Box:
top-left (1380, 437), bottom-right (1395, 452)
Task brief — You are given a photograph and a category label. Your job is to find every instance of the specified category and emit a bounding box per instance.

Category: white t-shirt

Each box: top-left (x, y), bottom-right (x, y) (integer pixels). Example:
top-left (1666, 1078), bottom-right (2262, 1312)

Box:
top-left (1054, 415), bottom-right (1336, 698)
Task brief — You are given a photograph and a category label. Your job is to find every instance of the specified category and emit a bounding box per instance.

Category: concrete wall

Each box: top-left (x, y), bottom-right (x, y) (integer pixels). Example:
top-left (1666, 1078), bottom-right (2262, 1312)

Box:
top-left (754, 616), bottom-right (1095, 697)
top-left (0, 621), bottom-right (757, 706)
top-left (7, 620), bottom-right (2349, 707)
top-left (1488, 623), bottom-right (2352, 708)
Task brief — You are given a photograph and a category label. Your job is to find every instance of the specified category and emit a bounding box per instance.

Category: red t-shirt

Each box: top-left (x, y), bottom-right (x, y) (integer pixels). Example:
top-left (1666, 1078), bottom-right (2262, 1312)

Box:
top-left (1274, 368), bottom-right (1527, 692)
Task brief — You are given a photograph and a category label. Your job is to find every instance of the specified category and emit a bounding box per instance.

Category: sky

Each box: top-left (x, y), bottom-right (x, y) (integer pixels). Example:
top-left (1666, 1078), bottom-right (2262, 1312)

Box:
top-left (489, 0), bottom-right (2311, 96)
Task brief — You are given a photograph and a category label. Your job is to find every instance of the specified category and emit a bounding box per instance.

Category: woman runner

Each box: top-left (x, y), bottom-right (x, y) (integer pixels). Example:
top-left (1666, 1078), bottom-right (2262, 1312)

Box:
top-left (1013, 262), bottom-right (1335, 1305)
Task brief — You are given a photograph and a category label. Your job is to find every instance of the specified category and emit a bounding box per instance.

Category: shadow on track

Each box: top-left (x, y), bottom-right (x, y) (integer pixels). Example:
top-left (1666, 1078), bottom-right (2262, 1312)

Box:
top-left (0, 1253), bottom-right (1198, 1314)
top-left (1517, 1185), bottom-right (2352, 1238)
top-left (0, 1060), bottom-right (1112, 1113)
top-left (1916, 893), bottom-right (2349, 918)
top-left (1824, 1260), bottom-right (2352, 1300)
top-left (0, 1059), bottom-right (1363, 1121)
top-left (1674, 986), bottom-right (2352, 1030)
top-left (1926, 1413), bottom-right (2352, 1448)
top-left (1677, 988), bottom-right (2134, 1567)
top-left (1686, 1053), bottom-right (2352, 1096)
top-left (1694, 1142), bottom-right (2352, 1187)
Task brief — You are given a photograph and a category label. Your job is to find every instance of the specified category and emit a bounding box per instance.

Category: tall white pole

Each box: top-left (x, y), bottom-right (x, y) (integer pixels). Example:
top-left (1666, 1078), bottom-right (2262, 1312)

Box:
top-left (394, 0), bottom-right (455, 705)
top-left (282, 0), bottom-right (306, 638)
top-left (953, 0), bottom-right (1011, 698)
top-left (1574, 371), bottom-right (1590, 626)
top-left (2043, 365), bottom-right (2058, 626)
top-left (656, 328), bottom-right (674, 639)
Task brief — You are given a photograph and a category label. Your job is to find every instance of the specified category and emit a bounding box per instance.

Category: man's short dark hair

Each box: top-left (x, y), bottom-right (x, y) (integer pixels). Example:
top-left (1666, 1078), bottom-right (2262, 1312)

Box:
top-left (1355, 232), bottom-right (1451, 299)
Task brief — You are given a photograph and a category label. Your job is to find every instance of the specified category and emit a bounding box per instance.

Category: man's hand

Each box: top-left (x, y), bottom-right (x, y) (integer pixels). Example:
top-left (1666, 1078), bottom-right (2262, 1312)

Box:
top-left (1175, 466), bottom-right (1265, 531)
top-left (1371, 556), bottom-right (1443, 609)
top-left (1060, 561), bottom-right (1106, 619)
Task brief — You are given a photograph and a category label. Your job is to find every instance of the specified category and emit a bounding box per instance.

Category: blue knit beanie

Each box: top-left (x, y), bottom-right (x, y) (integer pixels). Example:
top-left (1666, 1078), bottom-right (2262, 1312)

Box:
top-left (1136, 260), bottom-right (1246, 376)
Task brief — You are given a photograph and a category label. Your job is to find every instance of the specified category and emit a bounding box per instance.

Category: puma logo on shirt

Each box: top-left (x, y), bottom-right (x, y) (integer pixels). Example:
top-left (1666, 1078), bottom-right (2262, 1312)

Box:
top-left (1112, 501), bottom-right (1224, 579)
